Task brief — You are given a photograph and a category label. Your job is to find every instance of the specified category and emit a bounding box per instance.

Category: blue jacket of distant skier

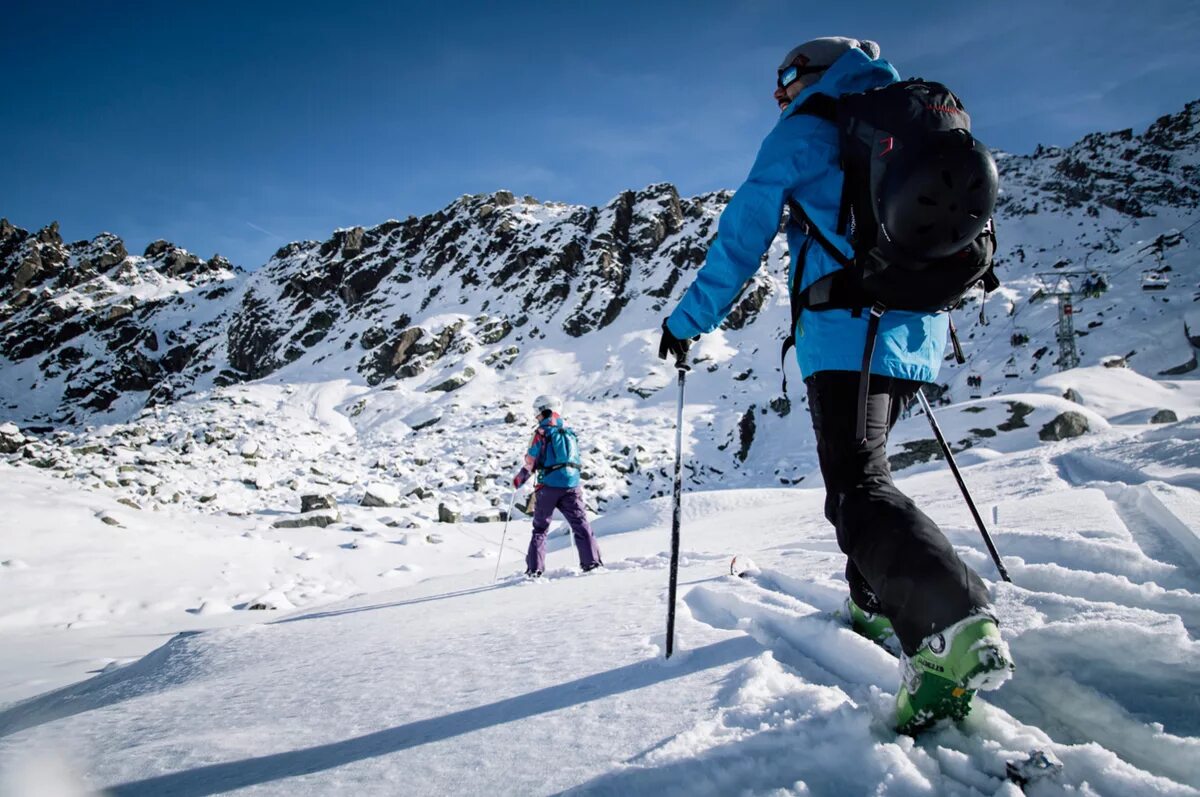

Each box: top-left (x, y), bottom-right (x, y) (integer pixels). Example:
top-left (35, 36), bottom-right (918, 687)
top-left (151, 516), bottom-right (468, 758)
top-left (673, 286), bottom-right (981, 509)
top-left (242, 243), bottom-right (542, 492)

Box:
top-left (666, 47), bottom-right (948, 383)
top-left (523, 413), bottom-right (581, 490)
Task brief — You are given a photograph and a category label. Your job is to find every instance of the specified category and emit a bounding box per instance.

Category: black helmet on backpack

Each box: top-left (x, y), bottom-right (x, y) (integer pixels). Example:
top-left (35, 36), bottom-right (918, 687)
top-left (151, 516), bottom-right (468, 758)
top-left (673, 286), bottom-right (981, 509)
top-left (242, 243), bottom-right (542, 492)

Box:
top-left (877, 128), bottom-right (999, 264)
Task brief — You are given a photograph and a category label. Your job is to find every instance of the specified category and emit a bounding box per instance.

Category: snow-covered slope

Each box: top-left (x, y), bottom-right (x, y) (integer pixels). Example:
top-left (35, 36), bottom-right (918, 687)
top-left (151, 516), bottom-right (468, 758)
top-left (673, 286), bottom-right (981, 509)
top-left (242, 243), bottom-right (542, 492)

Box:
top-left (2, 382), bottom-right (1199, 795)
top-left (1, 101), bottom-right (1198, 528)
top-left (0, 101), bottom-right (1199, 796)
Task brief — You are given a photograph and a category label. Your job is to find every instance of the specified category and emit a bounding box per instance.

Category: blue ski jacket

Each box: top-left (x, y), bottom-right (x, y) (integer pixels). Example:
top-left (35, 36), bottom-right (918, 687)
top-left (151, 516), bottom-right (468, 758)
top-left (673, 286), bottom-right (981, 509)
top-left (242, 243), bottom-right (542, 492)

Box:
top-left (666, 48), bottom-right (948, 384)
top-left (522, 413), bottom-right (581, 489)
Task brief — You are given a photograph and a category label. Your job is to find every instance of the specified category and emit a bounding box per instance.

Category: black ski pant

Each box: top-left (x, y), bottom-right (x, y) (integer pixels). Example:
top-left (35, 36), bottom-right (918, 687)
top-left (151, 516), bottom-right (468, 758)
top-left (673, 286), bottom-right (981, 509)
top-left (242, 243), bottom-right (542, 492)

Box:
top-left (806, 370), bottom-right (990, 656)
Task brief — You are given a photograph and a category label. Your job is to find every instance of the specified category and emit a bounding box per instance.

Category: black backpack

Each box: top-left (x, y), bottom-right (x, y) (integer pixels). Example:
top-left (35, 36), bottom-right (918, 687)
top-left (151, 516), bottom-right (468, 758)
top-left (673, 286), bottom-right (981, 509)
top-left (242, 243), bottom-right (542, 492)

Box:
top-left (781, 79), bottom-right (1000, 440)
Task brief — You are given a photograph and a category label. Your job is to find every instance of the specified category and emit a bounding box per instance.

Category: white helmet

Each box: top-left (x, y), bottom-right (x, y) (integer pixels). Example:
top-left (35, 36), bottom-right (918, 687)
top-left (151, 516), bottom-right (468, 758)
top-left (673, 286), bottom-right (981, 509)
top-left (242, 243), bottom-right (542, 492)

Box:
top-left (532, 394), bottom-right (562, 414)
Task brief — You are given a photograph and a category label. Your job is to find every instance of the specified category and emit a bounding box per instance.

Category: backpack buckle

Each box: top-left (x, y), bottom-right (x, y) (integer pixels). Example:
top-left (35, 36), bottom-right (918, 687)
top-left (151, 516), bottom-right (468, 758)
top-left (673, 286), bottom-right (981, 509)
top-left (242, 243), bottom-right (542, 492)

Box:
top-left (869, 302), bottom-right (887, 318)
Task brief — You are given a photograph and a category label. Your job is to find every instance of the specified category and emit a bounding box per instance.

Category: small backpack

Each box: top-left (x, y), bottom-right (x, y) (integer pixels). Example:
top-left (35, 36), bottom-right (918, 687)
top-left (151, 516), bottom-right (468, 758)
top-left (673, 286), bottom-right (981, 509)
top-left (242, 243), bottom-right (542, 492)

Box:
top-left (782, 79), bottom-right (1001, 440)
top-left (539, 424), bottom-right (581, 477)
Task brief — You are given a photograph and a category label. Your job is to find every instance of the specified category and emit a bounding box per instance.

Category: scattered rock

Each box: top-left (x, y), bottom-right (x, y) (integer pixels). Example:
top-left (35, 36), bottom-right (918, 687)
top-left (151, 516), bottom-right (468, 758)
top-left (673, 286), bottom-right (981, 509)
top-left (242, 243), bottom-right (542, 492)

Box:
top-left (301, 493), bottom-right (337, 513)
top-left (117, 498), bottom-right (142, 510)
top-left (1038, 411), bottom-right (1090, 441)
top-left (997, 402), bottom-right (1035, 432)
top-left (427, 366), bottom-right (476, 393)
top-left (1062, 388), bottom-right (1083, 404)
top-left (361, 482), bottom-right (400, 507)
top-left (437, 503), bottom-right (460, 523)
top-left (736, 406), bottom-right (756, 462)
top-left (272, 509), bottom-right (341, 529)
top-left (98, 512), bottom-right (123, 527)
top-left (0, 423), bottom-right (26, 454)
top-left (1150, 409), bottom-right (1178, 424)
top-left (888, 439), bottom-right (944, 471)
top-left (406, 407), bottom-right (443, 431)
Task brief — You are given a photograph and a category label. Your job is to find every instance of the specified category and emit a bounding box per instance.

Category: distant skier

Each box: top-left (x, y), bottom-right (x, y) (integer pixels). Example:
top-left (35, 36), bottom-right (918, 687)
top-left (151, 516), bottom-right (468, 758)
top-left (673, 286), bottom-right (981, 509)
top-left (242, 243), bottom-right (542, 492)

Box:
top-left (512, 395), bottom-right (603, 578)
top-left (658, 37), bottom-right (1013, 733)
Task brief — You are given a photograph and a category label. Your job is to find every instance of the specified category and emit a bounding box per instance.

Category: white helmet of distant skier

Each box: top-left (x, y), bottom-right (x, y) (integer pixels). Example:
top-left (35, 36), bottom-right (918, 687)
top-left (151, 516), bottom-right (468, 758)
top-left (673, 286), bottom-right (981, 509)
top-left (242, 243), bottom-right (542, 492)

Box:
top-left (532, 394), bottom-right (562, 415)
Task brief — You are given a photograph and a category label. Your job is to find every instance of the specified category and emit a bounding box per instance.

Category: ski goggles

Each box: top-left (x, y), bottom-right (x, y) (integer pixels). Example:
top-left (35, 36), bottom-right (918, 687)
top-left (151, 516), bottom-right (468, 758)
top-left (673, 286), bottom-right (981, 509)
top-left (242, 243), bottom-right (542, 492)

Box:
top-left (777, 63), bottom-right (823, 89)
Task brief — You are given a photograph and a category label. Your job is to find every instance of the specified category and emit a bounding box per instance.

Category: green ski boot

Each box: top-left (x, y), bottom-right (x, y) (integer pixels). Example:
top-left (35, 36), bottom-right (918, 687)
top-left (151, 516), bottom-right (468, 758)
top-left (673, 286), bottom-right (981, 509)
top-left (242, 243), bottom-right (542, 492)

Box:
top-left (895, 613), bottom-right (1015, 736)
top-left (842, 596), bottom-right (896, 649)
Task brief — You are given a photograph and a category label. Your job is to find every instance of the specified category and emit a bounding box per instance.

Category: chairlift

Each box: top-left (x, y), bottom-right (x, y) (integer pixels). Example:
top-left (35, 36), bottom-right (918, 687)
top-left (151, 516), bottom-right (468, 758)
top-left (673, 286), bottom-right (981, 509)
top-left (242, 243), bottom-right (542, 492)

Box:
top-left (1010, 327), bottom-right (1029, 347)
top-left (1004, 360), bottom-right (1020, 379)
top-left (1078, 271), bottom-right (1108, 298)
top-left (967, 372), bottom-right (983, 399)
top-left (1141, 270), bottom-right (1170, 291)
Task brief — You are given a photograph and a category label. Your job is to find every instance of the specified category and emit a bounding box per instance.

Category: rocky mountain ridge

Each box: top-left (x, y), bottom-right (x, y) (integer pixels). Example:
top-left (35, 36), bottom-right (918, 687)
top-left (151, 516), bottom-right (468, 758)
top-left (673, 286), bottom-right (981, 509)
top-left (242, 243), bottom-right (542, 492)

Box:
top-left (0, 100), bottom-right (1197, 525)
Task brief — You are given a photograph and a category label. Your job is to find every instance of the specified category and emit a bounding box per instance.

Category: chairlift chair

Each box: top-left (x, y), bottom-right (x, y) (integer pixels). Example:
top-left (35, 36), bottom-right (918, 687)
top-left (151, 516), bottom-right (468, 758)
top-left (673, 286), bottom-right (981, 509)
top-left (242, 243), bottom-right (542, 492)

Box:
top-left (1010, 327), bottom-right (1029, 346)
top-left (1141, 270), bottom-right (1169, 291)
top-left (1088, 270), bottom-right (1109, 297)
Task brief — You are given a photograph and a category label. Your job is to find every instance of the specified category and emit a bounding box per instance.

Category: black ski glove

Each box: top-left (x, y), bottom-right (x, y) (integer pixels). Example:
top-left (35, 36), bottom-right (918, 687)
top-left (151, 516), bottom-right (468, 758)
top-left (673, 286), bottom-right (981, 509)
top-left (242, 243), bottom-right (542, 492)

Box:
top-left (658, 319), bottom-right (693, 369)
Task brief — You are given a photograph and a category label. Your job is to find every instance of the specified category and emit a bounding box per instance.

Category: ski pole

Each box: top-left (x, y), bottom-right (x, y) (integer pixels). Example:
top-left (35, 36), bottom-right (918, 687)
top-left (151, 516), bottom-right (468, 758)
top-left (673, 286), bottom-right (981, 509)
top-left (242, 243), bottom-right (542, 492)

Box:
top-left (915, 389), bottom-right (1012, 583)
top-left (666, 364), bottom-right (689, 658)
top-left (493, 489), bottom-right (517, 582)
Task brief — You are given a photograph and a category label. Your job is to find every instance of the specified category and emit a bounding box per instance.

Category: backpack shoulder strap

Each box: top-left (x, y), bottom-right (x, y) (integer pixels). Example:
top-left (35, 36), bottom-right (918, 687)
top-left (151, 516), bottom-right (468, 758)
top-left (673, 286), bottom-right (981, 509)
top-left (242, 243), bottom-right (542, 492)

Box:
top-left (790, 93), bottom-right (837, 122)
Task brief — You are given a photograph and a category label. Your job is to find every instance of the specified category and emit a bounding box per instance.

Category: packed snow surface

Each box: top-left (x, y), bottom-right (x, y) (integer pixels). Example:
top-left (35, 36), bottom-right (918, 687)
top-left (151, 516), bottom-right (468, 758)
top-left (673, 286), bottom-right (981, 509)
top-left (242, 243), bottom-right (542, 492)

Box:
top-left (2, 366), bottom-right (1199, 795)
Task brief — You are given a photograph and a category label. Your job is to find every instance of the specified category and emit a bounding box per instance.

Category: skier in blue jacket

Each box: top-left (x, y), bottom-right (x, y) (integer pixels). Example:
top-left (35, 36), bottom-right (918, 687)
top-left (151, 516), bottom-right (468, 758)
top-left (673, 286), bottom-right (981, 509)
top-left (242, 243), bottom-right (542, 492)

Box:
top-left (659, 37), bottom-right (1013, 733)
top-left (512, 395), bottom-right (603, 578)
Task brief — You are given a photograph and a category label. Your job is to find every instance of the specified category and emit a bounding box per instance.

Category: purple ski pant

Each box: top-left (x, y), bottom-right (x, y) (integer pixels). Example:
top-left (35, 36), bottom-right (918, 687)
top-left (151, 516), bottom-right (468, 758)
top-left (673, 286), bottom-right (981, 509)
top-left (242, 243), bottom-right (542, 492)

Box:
top-left (526, 485), bottom-right (602, 572)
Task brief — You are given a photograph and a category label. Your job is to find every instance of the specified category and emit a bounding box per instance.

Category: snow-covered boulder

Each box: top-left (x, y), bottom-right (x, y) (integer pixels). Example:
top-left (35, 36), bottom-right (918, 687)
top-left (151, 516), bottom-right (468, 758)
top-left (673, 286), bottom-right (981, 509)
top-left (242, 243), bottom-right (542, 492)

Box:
top-left (1038, 411), bottom-right (1091, 441)
top-left (301, 494), bottom-right (337, 513)
top-left (272, 509), bottom-right (340, 529)
top-left (361, 482), bottom-right (400, 507)
top-left (0, 423), bottom-right (26, 454)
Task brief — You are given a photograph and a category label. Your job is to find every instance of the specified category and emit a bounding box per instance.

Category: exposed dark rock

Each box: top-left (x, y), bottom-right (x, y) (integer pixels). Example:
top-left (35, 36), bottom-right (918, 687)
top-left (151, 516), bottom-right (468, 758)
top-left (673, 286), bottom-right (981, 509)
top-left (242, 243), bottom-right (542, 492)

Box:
top-left (360, 325), bottom-right (388, 349)
top-left (272, 510), bottom-right (341, 529)
top-left (1159, 354), bottom-right (1197, 376)
top-left (722, 279), bottom-right (773, 331)
top-left (438, 503), bottom-right (460, 523)
top-left (889, 439), bottom-right (944, 471)
top-left (1038, 411), bottom-right (1090, 441)
top-left (485, 346), bottom-right (520, 370)
top-left (0, 423), bottom-right (26, 454)
top-left (1150, 409), bottom-right (1178, 424)
top-left (997, 402), bottom-right (1035, 432)
top-left (476, 316), bottom-right (512, 345)
top-left (340, 226), bottom-right (365, 259)
top-left (227, 290), bottom-right (284, 379)
top-left (301, 494), bottom-right (337, 513)
top-left (736, 405), bottom-right (756, 462)
top-left (144, 240), bottom-right (172, 258)
top-left (427, 366), bottom-right (475, 392)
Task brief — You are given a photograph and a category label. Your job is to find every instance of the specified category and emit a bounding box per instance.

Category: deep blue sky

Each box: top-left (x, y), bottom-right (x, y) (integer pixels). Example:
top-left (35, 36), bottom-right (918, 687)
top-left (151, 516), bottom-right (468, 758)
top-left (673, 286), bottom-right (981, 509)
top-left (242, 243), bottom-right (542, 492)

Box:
top-left (3, 1), bottom-right (1198, 268)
